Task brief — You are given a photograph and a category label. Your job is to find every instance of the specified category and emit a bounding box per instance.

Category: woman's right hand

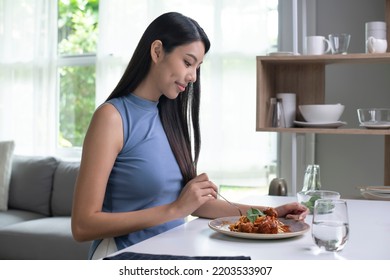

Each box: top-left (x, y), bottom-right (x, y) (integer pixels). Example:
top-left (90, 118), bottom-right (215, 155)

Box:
top-left (171, 173), bottom-right (218, 217)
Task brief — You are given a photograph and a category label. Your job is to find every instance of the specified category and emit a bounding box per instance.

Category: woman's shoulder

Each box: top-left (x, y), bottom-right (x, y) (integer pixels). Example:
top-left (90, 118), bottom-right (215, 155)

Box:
top-left (82, 102), bottom-right (123, 155)
top-left (92, 102), bottom-right (122, 128)
top-left (96, 101), bottom-right (120, 115)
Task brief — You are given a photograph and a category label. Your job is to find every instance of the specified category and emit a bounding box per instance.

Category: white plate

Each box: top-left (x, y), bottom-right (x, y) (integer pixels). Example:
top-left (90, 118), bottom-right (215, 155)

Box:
top-left (360, 122), bottom-right (390, 129)
top-left (294, 120), bottom-right (347, 128)
top-left (268, 52), bottom-right (298, 56)
top-left (363, 186), bottom-right (390, 194)
top-left (358, 186), bottom-right (390, 200)
top-left (208, 216), bottom-right (310, 240)
top-left (360, 191), bottom-right (390, 201)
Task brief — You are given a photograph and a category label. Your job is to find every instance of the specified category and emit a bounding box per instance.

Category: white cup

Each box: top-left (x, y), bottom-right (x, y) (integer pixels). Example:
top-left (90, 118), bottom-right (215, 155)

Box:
top-left (305, 36), bottom-right (331, 55)
top-left (276, 93), bottom-right (296, 127)
top-left (366, 37), bottom-right (388, 53)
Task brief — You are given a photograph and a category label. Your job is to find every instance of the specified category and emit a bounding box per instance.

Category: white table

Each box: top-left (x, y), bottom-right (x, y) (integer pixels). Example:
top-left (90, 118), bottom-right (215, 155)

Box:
top-left (111, 195), bottom-right (390, 260)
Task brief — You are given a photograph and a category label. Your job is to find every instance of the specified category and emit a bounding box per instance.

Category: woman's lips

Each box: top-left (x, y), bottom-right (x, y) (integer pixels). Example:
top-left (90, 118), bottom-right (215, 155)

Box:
top-left (176, 82), bottom-right (186, 92)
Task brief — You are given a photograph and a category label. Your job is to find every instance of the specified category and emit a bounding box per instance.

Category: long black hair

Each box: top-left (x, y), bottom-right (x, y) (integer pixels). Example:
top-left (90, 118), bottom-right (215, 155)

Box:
top-left (106, 12), bottom-right (211, 184)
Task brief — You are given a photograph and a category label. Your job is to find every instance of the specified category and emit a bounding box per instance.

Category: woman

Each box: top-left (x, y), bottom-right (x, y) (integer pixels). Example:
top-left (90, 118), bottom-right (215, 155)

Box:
top-left (71, 12), bottom-right (308, 259)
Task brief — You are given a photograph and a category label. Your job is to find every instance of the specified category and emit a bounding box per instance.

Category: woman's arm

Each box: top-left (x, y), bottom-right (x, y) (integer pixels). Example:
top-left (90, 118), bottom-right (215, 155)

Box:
top-left (71, 104), bottom-right (217, 242)
top-left (192, 180), bottom-right (308, 221)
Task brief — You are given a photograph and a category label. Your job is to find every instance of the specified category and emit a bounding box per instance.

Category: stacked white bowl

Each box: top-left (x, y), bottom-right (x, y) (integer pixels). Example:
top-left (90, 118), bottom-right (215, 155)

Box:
top-left (299, 104), bottom-right (345, 122)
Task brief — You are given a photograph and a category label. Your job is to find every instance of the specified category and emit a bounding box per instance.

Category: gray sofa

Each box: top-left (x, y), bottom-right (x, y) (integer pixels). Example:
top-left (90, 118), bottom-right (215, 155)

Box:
top-left (0, 155), bottom-right (91, 260)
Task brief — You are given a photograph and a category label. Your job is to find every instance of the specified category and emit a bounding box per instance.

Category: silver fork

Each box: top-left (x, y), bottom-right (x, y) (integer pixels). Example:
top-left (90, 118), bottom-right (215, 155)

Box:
top-left (216, 192), bottom-right (243, 216)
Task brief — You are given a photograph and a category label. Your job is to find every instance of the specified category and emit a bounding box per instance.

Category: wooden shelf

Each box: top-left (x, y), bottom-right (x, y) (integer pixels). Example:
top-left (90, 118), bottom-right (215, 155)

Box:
top-left (257, 53), bottom-right (390, 65)
top-left (257, 127), bottom-right (390, 135)
top-left (256, 53), bottom-right (390, 132)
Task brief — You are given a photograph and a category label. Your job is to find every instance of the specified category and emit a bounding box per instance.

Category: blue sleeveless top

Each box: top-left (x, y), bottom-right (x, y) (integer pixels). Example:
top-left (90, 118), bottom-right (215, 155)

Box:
top-left (89, 94), bottom-right (184, 257)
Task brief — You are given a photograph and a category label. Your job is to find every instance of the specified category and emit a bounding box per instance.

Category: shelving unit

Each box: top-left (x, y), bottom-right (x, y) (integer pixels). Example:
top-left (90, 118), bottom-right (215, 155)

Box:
top-left (256, 0), bottom-right (390, 187)
top-left (256, 54), bottom-right (390, 186)
top-left (256, 53), bottom-right (390, 134)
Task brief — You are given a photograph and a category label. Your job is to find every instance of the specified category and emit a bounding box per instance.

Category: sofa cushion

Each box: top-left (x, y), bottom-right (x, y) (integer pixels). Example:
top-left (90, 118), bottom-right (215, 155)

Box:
top-left (52, 161), bottom-right (79, 216)
top-left (0, 217), bottom-right (91, 260)
top-left (8, 155), bottom-right (58, 216)
top-left (0, 209), bottom-right (45, 227)
top-left (0, 140), bottom-right (15, 211)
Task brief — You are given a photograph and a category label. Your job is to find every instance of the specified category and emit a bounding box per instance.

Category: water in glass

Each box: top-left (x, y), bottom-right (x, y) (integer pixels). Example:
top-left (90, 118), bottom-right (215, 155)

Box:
top-left (312, 221), bottom-right (349, 251)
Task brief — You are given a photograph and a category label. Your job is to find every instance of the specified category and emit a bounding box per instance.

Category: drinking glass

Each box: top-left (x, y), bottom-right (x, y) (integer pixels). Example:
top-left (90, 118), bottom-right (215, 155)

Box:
top-left (267, 97), bottom-right (286, 128)
top-left (328, 33), bottom-right (351, 54)
top-left (312, 199), bottom-right (349, 251)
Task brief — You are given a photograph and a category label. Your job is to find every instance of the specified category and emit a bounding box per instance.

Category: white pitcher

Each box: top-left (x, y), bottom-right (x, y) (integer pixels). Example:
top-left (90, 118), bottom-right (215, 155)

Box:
top-left (366, 37), bottom-right (388, 53)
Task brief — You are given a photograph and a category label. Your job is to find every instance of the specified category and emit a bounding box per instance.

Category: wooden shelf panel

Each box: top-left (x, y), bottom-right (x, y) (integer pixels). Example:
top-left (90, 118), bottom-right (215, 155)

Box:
top-left (257, 53), bottom-right (390, 65)
top-left (256, 127), bottom-right (390, 135)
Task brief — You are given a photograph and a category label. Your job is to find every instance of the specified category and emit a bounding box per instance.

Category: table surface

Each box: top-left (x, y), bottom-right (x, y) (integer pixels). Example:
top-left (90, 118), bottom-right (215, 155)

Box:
top-left (110, 195), bottom-right (390, 260)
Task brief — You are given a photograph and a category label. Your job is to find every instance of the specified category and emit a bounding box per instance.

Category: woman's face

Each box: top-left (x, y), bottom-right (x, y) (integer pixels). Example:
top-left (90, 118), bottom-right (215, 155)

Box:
top-left (154, 40), bottom-right (205, 99)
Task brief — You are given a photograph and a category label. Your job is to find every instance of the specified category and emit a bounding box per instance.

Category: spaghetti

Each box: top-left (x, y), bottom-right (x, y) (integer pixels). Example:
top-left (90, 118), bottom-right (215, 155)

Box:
top-left (229, 207), bottom-right (290, 234)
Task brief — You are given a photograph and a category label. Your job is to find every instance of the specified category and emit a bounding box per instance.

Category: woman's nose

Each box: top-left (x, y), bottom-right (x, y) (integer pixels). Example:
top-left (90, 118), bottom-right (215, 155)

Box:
top-left (186, 69), bottom-right (197, 83)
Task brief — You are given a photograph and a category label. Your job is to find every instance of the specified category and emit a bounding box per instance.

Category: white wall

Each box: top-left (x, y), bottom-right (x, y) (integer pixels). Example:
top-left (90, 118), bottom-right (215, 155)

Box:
top-left (315, 0), bottom-right (390, 198)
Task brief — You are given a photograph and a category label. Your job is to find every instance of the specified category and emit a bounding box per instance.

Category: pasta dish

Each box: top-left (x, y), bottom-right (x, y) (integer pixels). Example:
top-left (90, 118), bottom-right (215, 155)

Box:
top-left (229, 207), bottom-right (291, 234)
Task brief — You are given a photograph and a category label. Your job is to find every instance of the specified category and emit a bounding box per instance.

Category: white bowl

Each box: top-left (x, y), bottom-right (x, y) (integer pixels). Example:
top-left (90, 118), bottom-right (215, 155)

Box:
top-left (357, 108), bottom-right (390, 125)
top-left (297, 190), bottom-right (340, 213)
top-left (299, 104), bottom-right (345, 123)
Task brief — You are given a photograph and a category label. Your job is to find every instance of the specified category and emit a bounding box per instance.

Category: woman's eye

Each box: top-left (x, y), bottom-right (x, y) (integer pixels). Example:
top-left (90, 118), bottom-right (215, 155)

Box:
top-left (184, 60), bottom-right (191, 67)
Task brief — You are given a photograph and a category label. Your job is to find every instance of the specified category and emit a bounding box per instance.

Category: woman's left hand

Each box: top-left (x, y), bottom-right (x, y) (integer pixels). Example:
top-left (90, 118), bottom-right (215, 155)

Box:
top-left (275, 202), bottom-right (309, 221)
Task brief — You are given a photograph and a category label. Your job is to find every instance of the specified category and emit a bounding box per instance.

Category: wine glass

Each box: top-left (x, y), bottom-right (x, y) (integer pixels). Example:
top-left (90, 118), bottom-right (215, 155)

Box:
top-left (312, 199), bottom-right (349, 252)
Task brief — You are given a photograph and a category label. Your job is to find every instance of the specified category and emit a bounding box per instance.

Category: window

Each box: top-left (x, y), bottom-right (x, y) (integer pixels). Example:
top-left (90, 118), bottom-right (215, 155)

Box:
top-left (95, 0), bottom-right (279, 198)
top-left (1, 0), bottom-right (278, 196)
top-left (55, 0), bottom-right (278, 195)
top-left (57, 0), bottom-right (99, 154)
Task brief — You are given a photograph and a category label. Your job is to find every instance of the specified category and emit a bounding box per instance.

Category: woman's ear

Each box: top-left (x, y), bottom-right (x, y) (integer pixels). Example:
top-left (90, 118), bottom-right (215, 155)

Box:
top-left (151, 40), bottom-right (163, 63)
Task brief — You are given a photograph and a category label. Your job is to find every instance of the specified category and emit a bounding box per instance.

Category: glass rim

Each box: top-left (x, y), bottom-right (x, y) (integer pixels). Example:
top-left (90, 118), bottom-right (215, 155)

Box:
top-left (314, 198), bottom-right (347, 204)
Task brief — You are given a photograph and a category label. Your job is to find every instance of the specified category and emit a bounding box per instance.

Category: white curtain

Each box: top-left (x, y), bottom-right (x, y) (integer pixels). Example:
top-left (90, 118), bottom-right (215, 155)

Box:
top-left (0, 0), bottom-right (57, 155)
top-left (96, 0), bottom-right (278, 188)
